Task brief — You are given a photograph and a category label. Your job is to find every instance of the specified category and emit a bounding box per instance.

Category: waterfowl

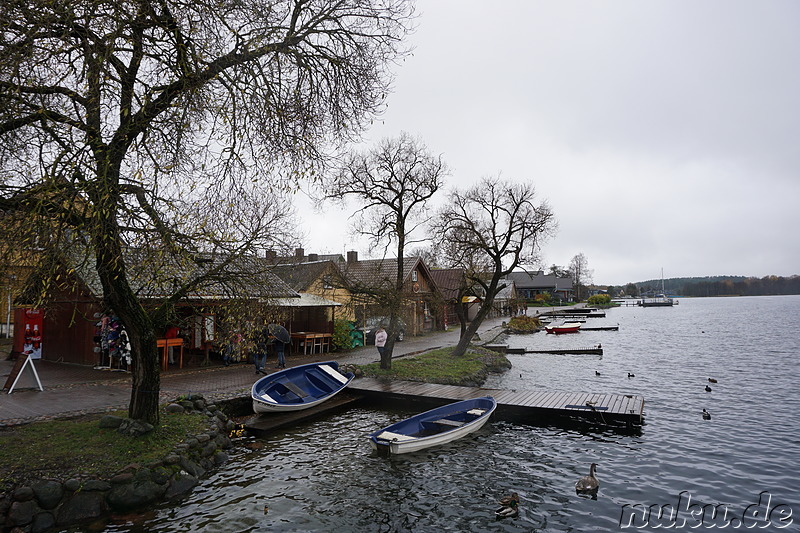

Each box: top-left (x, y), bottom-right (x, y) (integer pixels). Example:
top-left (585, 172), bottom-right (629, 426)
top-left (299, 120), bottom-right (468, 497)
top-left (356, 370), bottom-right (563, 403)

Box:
top-left (595, 371), bottom-right (601, 376)
top-left (495, 492), bottom-right (519, 518)
top-left (702, 409), bottom-right (711, 420)
top-left (575, 463), bottom-right (599, 494)
top-left (627, 372), bottom-right (635, 378)
top-left (705, 385), bottom-right (712, 392)
top-left (708, 378), bottom-right (717, 383)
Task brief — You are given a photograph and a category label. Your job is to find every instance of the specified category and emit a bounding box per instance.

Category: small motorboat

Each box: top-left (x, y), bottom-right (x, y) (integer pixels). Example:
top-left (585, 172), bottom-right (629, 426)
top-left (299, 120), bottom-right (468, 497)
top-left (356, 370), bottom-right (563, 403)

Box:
top-left (545, 322), bottom-right (582, 334)
top-left (251, 361), bottom-right (354, 413)
top-left (369, 396), bottom-right (497, 455)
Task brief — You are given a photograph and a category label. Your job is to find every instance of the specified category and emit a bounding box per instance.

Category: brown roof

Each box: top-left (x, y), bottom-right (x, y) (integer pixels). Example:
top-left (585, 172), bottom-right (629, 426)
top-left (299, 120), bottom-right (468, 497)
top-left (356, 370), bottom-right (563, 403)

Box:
top-left (429, 268), bottom-right (466, 301)
top-left (340, 256), bottom-right (429, 293)
top-left (270, 261), bottom-right (345, 292)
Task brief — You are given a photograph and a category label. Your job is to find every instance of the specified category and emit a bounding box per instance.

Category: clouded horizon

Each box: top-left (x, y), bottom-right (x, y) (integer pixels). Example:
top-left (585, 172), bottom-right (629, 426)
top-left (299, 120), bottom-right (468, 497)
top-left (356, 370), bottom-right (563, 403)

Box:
top-left (300, 0), bottom-right (800, 286)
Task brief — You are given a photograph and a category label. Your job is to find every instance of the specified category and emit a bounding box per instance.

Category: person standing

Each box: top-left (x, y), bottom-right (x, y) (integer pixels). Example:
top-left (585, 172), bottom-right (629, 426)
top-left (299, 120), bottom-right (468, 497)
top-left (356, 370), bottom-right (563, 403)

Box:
top-left (375, 326), bottom-right (388, 358)
top-left (274, 338), bottom-right (286, 369)
top-left (253, 325), bottom-right (269, 374)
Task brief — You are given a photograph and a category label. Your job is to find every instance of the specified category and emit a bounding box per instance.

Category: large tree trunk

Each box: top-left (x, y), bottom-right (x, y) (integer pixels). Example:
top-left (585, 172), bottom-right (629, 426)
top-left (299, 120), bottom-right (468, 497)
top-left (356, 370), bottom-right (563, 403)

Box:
top-left (452, 280), bottom-right (501, 357)
top-left (91, 160), bottom-right (161, 425)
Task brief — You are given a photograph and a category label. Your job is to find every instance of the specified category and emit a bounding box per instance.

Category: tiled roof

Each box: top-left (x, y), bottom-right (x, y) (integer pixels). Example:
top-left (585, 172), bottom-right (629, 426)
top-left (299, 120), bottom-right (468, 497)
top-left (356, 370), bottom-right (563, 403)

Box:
top-left (270, 261), bottom-right (338, 292)
top-left (64, 246), bottom-right (298, 301)
top-left (429, 268), bottom-right (466, 300)
top-left (340, 257), bottom-right (423, 292)
top-left (507, 271), bottom-right (573, 290)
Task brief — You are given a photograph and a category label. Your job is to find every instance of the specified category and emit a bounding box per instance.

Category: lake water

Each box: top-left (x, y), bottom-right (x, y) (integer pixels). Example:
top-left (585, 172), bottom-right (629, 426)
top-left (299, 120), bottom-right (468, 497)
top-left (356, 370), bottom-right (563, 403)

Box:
top-left (104, 296), bottom-right (799, 532)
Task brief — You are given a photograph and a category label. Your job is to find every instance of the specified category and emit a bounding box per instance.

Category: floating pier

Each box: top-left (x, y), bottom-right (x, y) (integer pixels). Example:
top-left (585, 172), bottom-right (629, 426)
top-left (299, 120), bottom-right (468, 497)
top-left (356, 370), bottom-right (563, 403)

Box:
top-left (348, 378), bottom-right (644, 428)
top-left (505, 346), bottom-right (603, 355)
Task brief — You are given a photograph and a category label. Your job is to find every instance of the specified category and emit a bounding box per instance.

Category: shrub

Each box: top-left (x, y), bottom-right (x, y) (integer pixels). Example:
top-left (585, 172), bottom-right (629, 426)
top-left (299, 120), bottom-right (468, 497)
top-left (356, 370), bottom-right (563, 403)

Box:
top-left (507, 315), bottom-right (541, 333)
top-left (588, 294), bottom-right (612, 306)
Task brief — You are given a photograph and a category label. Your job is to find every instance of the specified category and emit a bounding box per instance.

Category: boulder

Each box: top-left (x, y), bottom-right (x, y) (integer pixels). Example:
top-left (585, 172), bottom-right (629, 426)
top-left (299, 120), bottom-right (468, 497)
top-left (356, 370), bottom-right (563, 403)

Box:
top-left (56, 491), bottom-right (107, 526)
top-left (31, 480), bottom-right (63, 510)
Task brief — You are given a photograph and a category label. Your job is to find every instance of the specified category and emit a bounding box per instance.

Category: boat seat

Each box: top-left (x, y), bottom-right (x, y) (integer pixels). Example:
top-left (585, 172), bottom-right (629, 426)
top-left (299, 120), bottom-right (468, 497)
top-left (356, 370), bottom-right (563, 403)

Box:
top-left (466, 409), bottom-right (486, 416)
top-left (259, 392), bottom-right (278, 403)
top-left (432, 418), bottom-right (465, 427)
top-left (282, 381), bottom-right (309, 398)
top-left (375, 431), bottom-right (417, 442)
top-left (319, 364), bottom-right (349, 384)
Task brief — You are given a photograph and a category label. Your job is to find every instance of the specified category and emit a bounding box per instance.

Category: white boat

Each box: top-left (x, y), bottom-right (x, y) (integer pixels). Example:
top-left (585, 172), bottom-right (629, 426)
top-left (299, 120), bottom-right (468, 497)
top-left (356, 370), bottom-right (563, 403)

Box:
top-left (369, 397), bottom-right (497, 455)
top-left (251, 361), bottom-right (354, 413)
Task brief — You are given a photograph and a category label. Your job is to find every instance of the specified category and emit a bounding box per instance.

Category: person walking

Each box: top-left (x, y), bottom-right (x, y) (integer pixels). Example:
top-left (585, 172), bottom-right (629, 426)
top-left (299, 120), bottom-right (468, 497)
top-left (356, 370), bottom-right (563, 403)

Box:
top-left (375, 326), bottom-right (388, 358)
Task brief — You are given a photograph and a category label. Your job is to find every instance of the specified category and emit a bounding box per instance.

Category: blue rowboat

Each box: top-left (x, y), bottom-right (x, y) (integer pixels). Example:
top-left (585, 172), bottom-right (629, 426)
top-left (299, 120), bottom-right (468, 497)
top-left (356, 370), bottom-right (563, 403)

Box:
top-left (369, 396), bottom-right (497, 455)
top-left (251, 361), bottom-right (354, 413)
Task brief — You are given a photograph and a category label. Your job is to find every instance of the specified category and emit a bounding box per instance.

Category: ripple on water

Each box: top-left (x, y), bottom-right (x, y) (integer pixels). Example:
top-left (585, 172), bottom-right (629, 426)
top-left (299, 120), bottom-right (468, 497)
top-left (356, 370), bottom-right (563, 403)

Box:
top-left (105, 296), bottom-right (800, 532)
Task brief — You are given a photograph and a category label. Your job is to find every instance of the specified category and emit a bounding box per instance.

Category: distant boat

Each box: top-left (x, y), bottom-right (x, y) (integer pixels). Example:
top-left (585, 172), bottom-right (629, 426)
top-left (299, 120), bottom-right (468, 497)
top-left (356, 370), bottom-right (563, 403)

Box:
top-left (640, 294), bottom-right (674, 307)
top-left (640, 269), bottom-right (674, 307)
top-left (369, 397), bottom-right (497, 455)
top-left (545, 322), bottom-right (582, 334)
top-left (251, 361), bottom-right (354, 414)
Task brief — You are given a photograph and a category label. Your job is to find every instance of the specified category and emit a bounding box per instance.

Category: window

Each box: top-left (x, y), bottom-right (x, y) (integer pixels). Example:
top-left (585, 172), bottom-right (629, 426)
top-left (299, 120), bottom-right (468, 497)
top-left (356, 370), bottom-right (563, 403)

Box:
top-left (411, 271), bottom-right (418, 282)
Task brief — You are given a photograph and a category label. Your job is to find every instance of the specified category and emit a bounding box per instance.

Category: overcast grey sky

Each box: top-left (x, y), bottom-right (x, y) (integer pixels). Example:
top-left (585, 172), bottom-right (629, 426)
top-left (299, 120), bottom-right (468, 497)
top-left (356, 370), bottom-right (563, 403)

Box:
top-left (301, 0), bottom-right (800, 286)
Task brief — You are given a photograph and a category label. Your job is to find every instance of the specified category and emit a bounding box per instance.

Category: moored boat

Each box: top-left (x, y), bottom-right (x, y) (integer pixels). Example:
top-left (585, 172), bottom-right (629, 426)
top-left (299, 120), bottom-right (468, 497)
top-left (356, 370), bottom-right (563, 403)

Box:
top-left (251, 361), bottom-right (354, 414)
top-left (369, 396), bottom-right (497, 455)
top-left (545, 322), bottom-right (582, 334)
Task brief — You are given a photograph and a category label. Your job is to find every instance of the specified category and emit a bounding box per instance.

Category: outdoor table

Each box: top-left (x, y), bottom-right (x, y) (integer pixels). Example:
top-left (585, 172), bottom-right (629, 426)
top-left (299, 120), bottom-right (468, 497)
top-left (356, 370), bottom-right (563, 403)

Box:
top-left (157, 338), bottom-right (184, 371)
top-left (290, 332), bottom-right (332, 355)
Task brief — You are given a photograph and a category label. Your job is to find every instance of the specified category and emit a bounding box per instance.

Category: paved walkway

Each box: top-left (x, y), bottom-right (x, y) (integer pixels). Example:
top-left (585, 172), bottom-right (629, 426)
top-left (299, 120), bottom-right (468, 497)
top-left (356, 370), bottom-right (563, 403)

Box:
top-left (0, 316), bottom-right (512, 426)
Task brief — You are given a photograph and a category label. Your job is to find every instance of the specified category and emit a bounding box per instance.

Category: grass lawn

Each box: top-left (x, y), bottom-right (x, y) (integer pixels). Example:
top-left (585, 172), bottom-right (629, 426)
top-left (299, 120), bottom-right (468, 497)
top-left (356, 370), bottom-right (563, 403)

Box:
top-left (0, 410), bottom-right (209, 492)
top-left (358, 345), bottom-right (510, 385)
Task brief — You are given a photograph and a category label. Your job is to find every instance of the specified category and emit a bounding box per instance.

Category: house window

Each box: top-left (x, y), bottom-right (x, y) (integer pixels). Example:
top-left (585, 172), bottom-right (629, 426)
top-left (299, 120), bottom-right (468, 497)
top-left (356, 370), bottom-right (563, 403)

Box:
top-left (411, 271), bottom-right (418, 282)
top-left (323, 275), bottom-right (333, 289)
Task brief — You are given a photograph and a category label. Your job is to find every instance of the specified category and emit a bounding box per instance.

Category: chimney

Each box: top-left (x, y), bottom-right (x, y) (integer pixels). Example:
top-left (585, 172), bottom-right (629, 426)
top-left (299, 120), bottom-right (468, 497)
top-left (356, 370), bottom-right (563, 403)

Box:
top-left (295, 247), bottom-right (305, 260)
top-left (265, 250), bottom-right (277, 261)
top-left (308, 253), bottom-right (319, 262)
top-left (347, 250), bottom-right (358, 264)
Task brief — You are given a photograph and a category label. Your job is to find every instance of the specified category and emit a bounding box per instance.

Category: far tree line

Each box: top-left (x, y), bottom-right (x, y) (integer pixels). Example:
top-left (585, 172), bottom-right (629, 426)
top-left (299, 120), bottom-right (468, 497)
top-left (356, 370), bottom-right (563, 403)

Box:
top-left (603, 275), bottom-right (800, 298)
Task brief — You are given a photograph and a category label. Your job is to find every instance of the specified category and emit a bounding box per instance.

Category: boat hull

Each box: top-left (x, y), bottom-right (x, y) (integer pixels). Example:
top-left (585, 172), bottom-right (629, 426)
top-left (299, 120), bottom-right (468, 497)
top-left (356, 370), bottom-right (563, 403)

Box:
top-left (369, 397), bottom-right (497, 455)
top-left (545, 322), bottom-right (582, 334)
top-left (251, 361), bottom-right (354, 413)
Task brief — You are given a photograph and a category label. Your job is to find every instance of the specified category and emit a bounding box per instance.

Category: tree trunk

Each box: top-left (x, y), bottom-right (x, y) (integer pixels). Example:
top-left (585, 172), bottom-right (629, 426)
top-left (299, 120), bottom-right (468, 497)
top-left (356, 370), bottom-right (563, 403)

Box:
top-left (91, 159), bottom-right (161, 425)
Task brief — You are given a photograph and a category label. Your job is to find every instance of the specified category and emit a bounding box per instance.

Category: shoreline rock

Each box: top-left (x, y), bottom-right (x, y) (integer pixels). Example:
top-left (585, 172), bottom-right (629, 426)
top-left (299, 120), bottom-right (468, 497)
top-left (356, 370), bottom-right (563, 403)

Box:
top-left (0, 394), bottom-right (234, 532)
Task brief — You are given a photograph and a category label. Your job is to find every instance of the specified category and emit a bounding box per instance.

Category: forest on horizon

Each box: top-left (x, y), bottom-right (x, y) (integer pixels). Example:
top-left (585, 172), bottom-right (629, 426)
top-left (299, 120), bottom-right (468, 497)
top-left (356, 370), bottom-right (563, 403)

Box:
top-left (616, 275), bottom-right (800, 297)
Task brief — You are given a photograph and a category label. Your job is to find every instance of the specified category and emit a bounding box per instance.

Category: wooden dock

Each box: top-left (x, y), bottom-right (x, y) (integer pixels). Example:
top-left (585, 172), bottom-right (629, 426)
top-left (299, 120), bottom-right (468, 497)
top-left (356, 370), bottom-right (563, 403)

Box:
top-left (243, 392), bottom-right (361, 435)
top-left (348, 378), bottom-right (644, 428)
top-left (506, 346), bottom-right (603, 355)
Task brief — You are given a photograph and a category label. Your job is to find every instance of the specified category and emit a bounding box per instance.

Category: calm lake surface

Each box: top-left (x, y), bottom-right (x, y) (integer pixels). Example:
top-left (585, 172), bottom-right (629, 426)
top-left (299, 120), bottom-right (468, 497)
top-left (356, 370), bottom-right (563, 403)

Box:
top-left (105, 296), bottom-right (799, 532)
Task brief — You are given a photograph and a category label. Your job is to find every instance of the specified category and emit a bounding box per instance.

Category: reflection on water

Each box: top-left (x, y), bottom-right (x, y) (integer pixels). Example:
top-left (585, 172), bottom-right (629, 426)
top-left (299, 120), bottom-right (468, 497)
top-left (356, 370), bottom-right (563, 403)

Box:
top-left (104, 296), bottom-right (800, 532)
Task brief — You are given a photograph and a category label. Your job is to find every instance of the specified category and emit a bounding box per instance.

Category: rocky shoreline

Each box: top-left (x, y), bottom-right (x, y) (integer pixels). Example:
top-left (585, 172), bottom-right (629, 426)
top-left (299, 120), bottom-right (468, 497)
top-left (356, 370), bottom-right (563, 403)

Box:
top-left (0, 394), bottom-right (235, 533)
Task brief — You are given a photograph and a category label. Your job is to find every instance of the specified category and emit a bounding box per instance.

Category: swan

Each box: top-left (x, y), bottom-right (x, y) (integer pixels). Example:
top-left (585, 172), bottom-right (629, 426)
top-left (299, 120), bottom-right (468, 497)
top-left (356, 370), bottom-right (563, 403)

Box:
top-left (495, 492), bottom-right (519, 518)
top-left (575, 463), bottom-right (599, 494)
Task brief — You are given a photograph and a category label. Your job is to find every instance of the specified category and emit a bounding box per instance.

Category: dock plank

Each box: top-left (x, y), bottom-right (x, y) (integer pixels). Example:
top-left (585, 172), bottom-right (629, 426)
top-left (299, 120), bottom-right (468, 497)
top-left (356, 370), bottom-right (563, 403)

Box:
top-left (347, 378), bottom-right (644, 427)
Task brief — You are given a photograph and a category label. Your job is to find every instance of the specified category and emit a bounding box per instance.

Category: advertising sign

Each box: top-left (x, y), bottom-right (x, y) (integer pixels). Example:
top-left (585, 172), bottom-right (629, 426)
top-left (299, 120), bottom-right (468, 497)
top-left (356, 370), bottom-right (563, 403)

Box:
top-left (22, 308), bottom-right (43, 360)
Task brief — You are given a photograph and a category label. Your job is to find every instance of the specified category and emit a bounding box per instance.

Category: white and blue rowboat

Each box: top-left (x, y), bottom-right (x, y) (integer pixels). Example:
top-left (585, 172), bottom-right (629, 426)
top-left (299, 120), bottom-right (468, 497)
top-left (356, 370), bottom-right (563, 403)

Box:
top-left (251, 361), bottom-right (355, 414)
top-left (369, 396), bottom-right (497, 455)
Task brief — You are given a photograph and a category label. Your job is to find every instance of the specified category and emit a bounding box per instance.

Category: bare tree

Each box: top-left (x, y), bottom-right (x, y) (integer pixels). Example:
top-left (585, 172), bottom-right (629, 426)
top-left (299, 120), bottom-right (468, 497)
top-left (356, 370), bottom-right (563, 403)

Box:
top-left (325, 132), bottom-right (446, 368)
top-left (569, 253), bottom-right (593, 301)
top-left (0, 0), bottom-right (414, 423)
top-left (432, 177), bottom-right (555, 357)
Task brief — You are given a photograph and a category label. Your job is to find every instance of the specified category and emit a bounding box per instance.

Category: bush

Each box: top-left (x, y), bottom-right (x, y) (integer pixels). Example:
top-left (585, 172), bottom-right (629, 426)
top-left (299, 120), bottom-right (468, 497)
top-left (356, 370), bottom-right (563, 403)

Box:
top-left (588, 294), bottom-right (612, 306)
top-left (507, 315), bottom-right (541, 333)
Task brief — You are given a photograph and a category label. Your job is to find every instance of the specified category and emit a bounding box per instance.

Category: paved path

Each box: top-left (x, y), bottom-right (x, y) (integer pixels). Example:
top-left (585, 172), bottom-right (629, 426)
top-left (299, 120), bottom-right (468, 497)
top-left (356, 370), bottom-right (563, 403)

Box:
top-left (0, 316), bottom-right (513, 425)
